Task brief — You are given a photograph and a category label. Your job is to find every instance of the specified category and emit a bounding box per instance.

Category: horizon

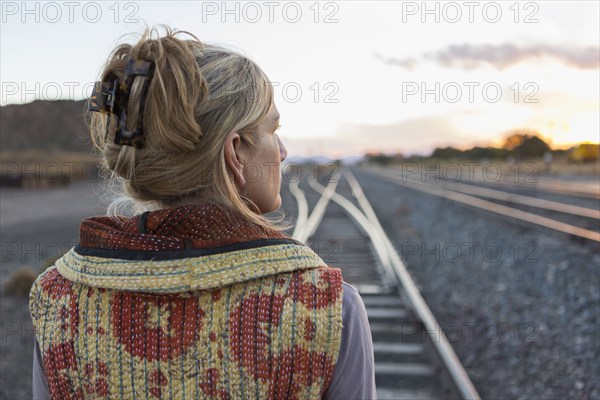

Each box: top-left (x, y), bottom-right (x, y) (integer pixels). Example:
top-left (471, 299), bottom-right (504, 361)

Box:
top-left (1, 1), bottom-right (598, 157)
top-left (1, 97), bottom-right (596, 159)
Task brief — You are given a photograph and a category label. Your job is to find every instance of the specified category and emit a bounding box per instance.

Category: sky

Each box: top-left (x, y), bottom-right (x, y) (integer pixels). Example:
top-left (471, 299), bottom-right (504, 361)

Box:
top-left (1, 0), bottom-right (599, 157)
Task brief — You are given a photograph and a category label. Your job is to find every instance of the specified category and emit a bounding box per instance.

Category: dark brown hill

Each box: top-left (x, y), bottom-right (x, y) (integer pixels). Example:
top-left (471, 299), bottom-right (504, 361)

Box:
top-left (0, 100), bottom-right (92, 152)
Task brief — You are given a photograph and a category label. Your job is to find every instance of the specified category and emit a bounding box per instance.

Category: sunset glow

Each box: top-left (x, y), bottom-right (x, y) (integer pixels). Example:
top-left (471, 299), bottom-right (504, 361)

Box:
top-left (1, 1), bottom-right (598, 157)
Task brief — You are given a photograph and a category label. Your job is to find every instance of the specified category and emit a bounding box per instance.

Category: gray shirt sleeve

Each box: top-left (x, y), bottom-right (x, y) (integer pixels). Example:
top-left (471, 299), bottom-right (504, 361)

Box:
top-left (32, 337), bottom-right (51, 399)
top-left (325, 282), bottom-right (377, 399)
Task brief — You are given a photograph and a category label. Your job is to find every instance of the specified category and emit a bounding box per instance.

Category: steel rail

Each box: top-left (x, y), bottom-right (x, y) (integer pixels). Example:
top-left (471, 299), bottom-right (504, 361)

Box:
top-left (292, 168), bottom-right (341, 243)
top-left (390, 174), bottom-right (600, 219)
top-left (307, 177), bottom-right (396, 286)
top-left (419, 167), bottom-right (599, 199)
top-left (288, 179), bottom-right (309, 239)
top-left (343, 169), bottom-right (481, 400)
top-left (383, 170), bottom-right (600, 219)
top-left (368, 167), bottom-right (600, 242)
top-left (497, 176), bottom-right (600, 199)
top-left (432, 179), bottom-right (600, 219)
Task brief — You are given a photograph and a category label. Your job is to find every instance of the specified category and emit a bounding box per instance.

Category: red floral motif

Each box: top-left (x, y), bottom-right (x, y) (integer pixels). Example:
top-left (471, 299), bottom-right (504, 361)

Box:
top-left (83, 361), bottom-right (108, 397)
top-left (303, 318), bottom-right (315, 342)
top-left (85, 325), bottom-right (106, 335)
top-left (229, 274), bottom-right (339, 400)
top-left (288, 268), bottom-right (343, 310)
top-left (149, 369), bottom-right (168, 398)
top-left (110, 293), bottom-right (204, 362)
top-left (40, 268), bottom-right (79, 337)
top-left (199, 368), bottom-right (230, 399)
top-left (39, 267), bottom-right (74, 299)
top-left (269, 347), bottom-right (336, 399)
top-left (229, 293), bottom-right (286, 381)
top-left (43, 342), bottom-right (84, 400)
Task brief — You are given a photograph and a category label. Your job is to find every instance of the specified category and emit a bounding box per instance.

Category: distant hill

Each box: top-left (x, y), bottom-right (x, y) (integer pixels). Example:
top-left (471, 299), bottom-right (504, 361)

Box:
top-left (0, 100), bottom-right (92, 153)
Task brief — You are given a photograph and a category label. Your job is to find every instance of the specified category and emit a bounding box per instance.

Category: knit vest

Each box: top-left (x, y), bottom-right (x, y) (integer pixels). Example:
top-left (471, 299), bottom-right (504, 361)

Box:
top-left (29, 204), bottom-right (343, 399)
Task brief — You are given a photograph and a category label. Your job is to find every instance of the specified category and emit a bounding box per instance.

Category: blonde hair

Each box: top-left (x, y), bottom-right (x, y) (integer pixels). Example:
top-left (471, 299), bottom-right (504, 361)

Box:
top-left (86, 25), bottom-right (286, 230)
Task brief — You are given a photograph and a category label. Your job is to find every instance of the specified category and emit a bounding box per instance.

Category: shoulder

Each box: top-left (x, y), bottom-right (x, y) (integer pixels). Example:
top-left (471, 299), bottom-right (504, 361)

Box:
top-left (325, 282), bottom-right (376, 399)
top-left (341, 282), bottom-right (363, 311)
top-left (29, 265), bottom-right (75, 324)
top-left (29, 266), bottom-right (69, 298)
top-left (340, 282), bottom-right (370, 336)
top-left (29, 266), bottom-right (56, 310)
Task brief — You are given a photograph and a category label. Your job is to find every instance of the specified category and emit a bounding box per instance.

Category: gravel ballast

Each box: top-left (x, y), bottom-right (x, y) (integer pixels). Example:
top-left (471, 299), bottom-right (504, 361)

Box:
top-left (350, 166), bottom-right (599, 400)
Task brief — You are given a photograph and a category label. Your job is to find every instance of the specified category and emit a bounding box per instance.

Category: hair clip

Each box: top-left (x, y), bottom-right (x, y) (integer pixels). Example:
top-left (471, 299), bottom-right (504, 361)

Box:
top-left (88, 59), bottom-right (154, 149)
top-left (114, 59), bottom-right (155, 149)
top-left (88, 79), bottom-right (119, 114)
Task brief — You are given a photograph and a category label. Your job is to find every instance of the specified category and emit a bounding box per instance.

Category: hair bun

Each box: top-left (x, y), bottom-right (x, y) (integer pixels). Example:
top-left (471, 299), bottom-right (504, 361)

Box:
top-left (132, 29), bottom-right (208, 153)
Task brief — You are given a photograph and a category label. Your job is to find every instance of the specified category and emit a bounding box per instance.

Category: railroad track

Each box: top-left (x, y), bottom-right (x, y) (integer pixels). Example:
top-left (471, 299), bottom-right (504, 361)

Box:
top-left (363, 166), bottom-right (600, 243)
top-left (461, 171), bottom-right (599, 200)
top-left (286, 167), bottom-right (480, 400)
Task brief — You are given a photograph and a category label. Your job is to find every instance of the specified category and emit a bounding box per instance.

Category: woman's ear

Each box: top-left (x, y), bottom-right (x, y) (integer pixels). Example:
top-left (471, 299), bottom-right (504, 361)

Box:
top-left (224, 130), bottom-right (246, 189)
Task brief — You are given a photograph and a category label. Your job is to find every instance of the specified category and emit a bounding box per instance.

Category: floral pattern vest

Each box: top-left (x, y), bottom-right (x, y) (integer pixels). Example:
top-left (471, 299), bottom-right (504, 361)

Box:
top-left (29, 204), bottom-right (343, 399)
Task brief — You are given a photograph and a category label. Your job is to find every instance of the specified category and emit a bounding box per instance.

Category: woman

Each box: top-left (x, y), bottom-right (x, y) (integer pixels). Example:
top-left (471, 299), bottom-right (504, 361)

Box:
top-left (29, 26), bottom-right (375, 399)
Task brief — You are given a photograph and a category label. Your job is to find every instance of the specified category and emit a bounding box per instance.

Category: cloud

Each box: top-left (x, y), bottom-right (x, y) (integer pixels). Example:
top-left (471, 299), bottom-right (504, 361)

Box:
top-left (378, 43), bottom-right (600, 70)
top-left (374, 53), bottom-right (418, 70)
